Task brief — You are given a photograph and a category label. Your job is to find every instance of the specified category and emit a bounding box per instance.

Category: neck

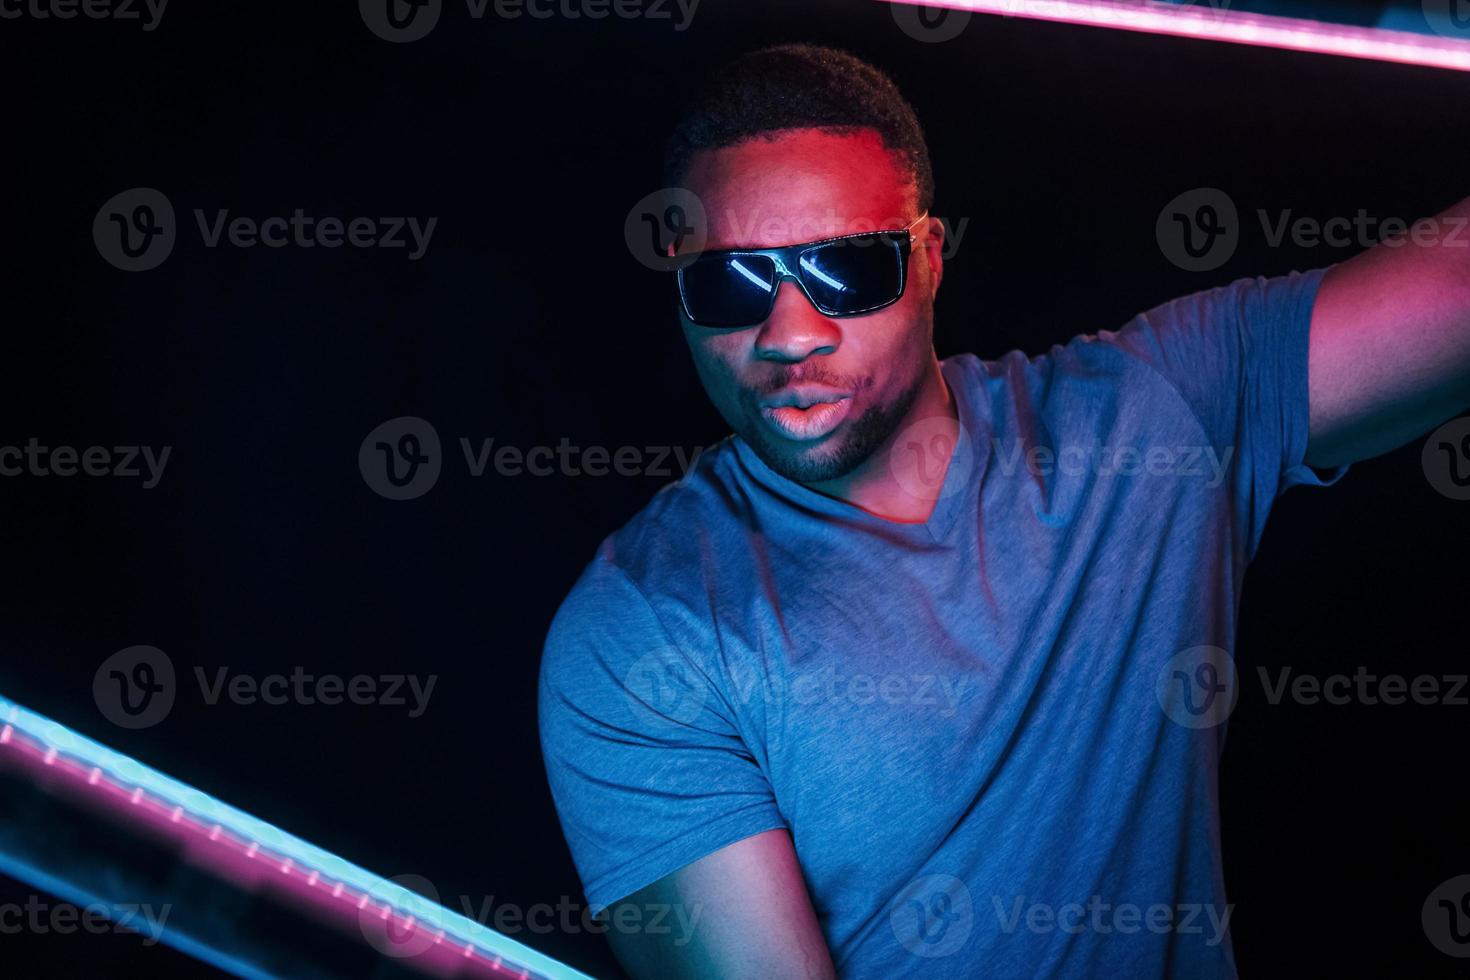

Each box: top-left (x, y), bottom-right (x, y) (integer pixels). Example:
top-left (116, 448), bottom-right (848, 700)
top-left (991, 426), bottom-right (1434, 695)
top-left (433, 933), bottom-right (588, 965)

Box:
top-left (804, 355), bottom-right (958, 524)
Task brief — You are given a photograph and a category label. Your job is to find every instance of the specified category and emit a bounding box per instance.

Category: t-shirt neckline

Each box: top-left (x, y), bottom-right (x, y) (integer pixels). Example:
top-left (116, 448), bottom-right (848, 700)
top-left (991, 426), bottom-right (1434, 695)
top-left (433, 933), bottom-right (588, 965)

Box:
top-left (731, 356), bottom-right (982, 543)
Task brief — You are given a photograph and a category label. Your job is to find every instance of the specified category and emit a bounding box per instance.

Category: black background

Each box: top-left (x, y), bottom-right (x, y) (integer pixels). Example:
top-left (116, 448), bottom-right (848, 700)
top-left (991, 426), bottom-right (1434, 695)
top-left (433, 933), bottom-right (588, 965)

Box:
top-left (2, 0), bottom-right (1469, 976)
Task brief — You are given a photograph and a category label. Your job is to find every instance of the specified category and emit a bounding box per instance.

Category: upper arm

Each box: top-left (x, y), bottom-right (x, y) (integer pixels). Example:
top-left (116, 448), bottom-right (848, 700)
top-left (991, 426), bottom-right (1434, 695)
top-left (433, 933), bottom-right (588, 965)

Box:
top-left (604, 828), bottom-right (836, 980)
top-left (1306, 196), bottom-right (1470, 468)
top-left (538, 558), bottom-right (821, 968)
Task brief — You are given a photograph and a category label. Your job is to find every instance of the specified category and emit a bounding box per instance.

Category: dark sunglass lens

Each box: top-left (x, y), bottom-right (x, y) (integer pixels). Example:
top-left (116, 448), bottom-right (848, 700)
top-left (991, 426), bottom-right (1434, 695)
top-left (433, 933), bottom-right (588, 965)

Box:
top-left (680, 253), bottom-right (778, 328)
top-left (797, 237), bottom-right (905, 315)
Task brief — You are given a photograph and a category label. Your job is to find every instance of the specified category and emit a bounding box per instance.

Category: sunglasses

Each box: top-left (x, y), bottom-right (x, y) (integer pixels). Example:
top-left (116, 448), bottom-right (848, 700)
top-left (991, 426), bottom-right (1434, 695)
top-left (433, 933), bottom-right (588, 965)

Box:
top-left (675, 212), bottom-right (929, 329)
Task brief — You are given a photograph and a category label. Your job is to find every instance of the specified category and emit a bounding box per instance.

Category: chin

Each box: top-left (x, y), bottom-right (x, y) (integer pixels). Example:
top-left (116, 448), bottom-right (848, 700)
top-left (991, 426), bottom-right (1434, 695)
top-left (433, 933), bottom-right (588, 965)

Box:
top-left (743, 419), bottom-right (870, 485)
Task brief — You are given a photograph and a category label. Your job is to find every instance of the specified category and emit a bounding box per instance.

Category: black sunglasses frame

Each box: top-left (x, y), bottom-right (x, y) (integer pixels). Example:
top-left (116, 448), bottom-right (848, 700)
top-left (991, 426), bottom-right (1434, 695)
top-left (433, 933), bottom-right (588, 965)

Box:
top-left (674, 212), bottom-right (929, 329)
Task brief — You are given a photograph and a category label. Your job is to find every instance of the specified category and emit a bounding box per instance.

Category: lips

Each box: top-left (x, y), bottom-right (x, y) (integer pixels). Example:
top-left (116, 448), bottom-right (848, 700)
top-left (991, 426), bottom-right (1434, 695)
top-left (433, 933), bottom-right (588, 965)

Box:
top-left (759, 395), bottom-right (853, 441)
top-left (759, 384), bottom-right (851, 409)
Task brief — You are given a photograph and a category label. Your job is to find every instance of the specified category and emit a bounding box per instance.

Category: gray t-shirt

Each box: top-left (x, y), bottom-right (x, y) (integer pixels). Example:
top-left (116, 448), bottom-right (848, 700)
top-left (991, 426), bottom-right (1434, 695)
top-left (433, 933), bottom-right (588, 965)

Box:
top-left (538, 268), bottom-right (1347, 977)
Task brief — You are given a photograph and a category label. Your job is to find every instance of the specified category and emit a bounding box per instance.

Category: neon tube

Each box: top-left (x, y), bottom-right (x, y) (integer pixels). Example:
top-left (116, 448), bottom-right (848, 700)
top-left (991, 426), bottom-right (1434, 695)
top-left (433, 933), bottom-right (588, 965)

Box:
top-left (0, 694), bottom-right (594, 980)
top-left (881, 0), bottom-right (1470, 73)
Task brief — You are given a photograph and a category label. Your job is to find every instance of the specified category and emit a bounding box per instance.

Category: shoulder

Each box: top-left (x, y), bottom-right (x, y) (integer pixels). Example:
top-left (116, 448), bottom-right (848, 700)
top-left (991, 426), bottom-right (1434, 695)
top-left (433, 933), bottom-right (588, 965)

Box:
top-left (595, 433), bottom-right (750, 592)
top-left (539, 436), bottom-right (748, 687)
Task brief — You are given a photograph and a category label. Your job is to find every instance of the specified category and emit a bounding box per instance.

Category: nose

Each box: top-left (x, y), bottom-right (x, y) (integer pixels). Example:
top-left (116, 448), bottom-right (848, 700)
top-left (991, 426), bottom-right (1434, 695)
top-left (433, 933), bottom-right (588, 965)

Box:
top-left (753, 279), bottom-right (841, 361)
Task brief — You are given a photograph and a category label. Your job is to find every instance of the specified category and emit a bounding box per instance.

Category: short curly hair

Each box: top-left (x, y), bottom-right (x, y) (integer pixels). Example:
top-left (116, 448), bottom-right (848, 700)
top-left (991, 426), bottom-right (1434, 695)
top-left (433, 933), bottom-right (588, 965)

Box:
top-left (663, 44), bottom-right (935, 212)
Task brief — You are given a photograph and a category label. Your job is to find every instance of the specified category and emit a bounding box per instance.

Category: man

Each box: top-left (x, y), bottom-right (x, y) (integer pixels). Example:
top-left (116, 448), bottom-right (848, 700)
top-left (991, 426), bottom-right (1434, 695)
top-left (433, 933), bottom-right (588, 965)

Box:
top-left (537, 44), bottom-right (1470, 978)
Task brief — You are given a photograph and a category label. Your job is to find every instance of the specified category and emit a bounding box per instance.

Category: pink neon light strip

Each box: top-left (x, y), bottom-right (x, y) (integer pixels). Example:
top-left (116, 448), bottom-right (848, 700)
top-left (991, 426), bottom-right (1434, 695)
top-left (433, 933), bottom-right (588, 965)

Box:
top-left (0, 720), bottom-right (532, 979)
top-left (881, 0), bottom-right (1470, 72)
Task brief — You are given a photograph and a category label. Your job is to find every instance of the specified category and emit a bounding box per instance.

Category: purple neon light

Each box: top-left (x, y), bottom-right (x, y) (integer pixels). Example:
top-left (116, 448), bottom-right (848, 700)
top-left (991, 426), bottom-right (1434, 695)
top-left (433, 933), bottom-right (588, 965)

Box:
top-left (0, 718), bottom-right (542, 979)
top-left (882, 0), bottom-right (1470, 72)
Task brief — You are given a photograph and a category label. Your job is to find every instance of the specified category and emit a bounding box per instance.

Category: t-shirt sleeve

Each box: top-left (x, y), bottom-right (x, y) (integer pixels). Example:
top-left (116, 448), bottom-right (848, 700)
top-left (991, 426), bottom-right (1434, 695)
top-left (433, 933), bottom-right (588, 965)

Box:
top-left (1098, 267), bottom-right (1351, 559)
top-left (537, 555), bottom-right (786, 915)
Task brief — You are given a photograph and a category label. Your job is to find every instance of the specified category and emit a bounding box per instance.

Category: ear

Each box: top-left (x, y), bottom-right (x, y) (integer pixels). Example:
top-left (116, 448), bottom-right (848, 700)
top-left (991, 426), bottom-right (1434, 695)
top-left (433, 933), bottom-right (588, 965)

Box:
top-left (920, 214), bottom-right (945, 297)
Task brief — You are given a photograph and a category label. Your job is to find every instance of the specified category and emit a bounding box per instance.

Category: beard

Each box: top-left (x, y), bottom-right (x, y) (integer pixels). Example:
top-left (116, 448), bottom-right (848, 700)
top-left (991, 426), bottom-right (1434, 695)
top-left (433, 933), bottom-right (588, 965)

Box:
top-left (740, 298), bottom-right (934, 486)
top-left (745, 375), bottom-right (926, 484)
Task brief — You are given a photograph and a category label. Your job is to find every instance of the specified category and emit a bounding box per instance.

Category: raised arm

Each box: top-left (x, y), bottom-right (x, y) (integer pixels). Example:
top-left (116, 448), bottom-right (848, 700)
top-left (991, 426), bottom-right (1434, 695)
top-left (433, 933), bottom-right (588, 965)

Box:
top-left (1306, 194), bottom-right (1470, 468)
top-left (604, 829), bottom-right (836, 980)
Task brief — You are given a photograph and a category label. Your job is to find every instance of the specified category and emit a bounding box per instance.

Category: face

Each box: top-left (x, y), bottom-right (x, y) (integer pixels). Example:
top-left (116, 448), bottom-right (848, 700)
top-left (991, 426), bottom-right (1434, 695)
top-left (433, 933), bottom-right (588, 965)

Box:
top-left (678, 127), bottom-right (945, 486)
